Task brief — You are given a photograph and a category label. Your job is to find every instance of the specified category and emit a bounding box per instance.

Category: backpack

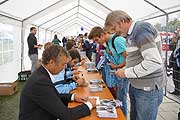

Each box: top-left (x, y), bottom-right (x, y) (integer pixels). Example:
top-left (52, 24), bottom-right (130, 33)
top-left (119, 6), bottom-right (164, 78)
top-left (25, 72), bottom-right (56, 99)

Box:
top-left (106, 34), bottom-right (119, 53)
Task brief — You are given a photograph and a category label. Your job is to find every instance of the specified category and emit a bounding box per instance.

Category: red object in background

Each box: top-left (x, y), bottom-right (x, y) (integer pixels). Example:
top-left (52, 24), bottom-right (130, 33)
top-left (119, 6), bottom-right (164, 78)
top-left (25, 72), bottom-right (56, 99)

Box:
top-left (162, 43), bottom-right (170, 51)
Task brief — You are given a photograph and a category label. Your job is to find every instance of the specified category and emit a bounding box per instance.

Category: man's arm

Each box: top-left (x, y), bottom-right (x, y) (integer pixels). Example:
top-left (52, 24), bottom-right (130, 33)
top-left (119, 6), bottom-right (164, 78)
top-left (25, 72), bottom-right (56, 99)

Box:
top-left (124, 28), bottom-right (163, 78)
top-left (109, 51), bottom-right (127, 69)
top-left (55, 82), bottom-right (77, 94)
top-left (29, 79), bottom-right (90, 120)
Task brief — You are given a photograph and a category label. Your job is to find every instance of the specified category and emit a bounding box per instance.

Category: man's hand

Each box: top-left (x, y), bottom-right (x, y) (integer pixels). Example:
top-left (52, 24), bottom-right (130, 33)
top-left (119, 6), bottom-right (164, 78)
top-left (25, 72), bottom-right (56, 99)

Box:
top-left (115, 69), bottom-right (126, 78)
top-left (72, 75), bottom-right (79, 81)
top-left (109, 62), bottom-right (117, 69)
top-left (81, 59), bottom-right (86, 65)
top-left (76, 77), bottom-right (85, 86)
top-left (87, 98), bottom-right (96, 108)
top-left (72, 70), bottom-right (80, 75)
top-left (72, 66), bottom-right (79, 70)
top-left (37, 44), bottom-right (43, 49)
top-left (99, 50), bottom-right (104, 56)
top-left (74, 94), bottom-right (88, 103)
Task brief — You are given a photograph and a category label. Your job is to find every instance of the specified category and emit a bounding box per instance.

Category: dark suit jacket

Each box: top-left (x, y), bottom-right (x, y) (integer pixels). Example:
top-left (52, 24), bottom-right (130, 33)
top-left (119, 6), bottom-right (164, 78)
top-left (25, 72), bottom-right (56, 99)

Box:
top-left (19, 66), bottom-right (90, 120)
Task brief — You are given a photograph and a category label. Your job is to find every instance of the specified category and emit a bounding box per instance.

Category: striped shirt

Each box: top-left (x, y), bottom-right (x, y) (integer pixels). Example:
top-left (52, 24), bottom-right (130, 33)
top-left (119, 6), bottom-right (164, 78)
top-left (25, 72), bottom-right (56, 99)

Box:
top-left (124, 21), bottom-right (166, 91)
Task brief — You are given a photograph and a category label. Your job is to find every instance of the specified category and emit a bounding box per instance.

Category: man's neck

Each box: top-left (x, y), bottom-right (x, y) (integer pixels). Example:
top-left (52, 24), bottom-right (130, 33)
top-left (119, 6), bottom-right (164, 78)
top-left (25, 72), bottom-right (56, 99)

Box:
top-left (43, 64), bottom-right (53, 74)
top-left (105, 34), bottom-right (111, 42)
top-left (126, 21), bottom-right (133, 35)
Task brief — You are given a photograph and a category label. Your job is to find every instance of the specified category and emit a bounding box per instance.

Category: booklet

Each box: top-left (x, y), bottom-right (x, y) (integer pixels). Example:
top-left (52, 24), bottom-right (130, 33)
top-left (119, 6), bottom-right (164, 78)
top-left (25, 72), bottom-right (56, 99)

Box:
top-left (96, 105), bottom-right (117, 118)
top-left (89, 85), bottom-right (103, 92)
top-left (96, 99), bottom-right (122, 118)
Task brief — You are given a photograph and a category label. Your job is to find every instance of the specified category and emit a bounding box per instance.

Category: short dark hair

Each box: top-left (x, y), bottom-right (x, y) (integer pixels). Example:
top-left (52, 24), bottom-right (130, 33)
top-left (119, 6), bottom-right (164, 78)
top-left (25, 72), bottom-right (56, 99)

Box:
top-left (44, 42), bottom-right (53, 50)
top-left (30, 27), bottom-right (36, 31)
top-left (68, 48), bottom-right (81, 62)
top-left (88, 26), bottom-right (104, 39)
top-left (66, 41), bottom-right (74, 51)
top-left (54, 34), bottom-right (58, 39)
top-left (42, 45), bottom-right (69, 65)
top-left (84, 32), bottom-right (88, 37)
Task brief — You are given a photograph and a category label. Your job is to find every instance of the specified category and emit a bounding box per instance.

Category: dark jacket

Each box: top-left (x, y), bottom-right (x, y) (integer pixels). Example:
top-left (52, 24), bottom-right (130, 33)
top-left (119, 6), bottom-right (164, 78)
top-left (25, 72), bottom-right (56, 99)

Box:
top-left (19, 66), bottom-right (90, 120)
top-left (27, 33), bottom-right (38, 55)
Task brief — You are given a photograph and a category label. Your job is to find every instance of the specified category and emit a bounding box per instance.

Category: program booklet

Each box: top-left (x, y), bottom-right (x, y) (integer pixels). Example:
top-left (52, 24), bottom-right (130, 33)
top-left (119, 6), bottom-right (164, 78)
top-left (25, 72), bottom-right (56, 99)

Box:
top-left (96, 99), bottom-right (122, 118)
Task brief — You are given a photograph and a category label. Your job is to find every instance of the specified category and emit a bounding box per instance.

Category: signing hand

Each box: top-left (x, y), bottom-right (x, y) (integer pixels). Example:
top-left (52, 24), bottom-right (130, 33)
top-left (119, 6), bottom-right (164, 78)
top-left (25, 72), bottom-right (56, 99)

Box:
top-left (72, 66), bottom-right (79, 70)
top-left (74, 94), bottom-right (88, 103)
top-left (87, 98), bottom-right (96, 108)
top-left (72, 70), bottom-right (80, 75)
top-left (76, 77), bottom-right (85, 86)
top-left (81, 59), bottom-right (86, 65)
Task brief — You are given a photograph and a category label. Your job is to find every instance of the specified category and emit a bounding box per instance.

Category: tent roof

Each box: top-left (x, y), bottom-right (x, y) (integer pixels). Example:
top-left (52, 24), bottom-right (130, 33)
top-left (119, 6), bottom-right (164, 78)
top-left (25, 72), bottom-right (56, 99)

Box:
top-left (0, 0), bottom-right (180, 33)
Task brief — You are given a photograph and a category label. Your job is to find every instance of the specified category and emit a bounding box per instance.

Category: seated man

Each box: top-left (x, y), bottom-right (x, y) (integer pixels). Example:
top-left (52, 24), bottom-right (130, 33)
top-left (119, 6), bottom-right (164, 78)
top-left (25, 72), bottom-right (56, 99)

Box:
top-left (19, 45), bottom-right (96, 120)
top-left (53, 48), bottom-right (84, 93)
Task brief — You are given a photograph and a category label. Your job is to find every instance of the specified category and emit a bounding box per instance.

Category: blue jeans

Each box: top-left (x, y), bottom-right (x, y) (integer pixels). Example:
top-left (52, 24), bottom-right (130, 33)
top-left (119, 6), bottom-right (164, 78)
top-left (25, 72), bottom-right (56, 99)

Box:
top-left (116, 78), bottom-right (129, 117)
top-left (29, 54), bottom-right (38, 73)
top-left (129, 85), bottom-right (163, 120)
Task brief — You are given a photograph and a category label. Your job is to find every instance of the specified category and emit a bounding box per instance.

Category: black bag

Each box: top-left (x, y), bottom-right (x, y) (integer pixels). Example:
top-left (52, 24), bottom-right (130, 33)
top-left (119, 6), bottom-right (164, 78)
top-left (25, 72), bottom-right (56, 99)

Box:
top-left (106, 34), bottom-right (119, 53)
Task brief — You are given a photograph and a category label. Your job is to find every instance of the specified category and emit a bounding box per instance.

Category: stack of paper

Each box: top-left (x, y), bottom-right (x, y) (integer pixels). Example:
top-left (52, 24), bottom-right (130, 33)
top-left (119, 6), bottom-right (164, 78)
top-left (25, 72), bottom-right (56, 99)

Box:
top-left (90, 80), bottom-right (103, 85)
top-left (96, 99), bottom-right (119, 118)
top-left (96, 105), bottom-right (117, 118)
top-left (89, 85), bottom-right (103, 92)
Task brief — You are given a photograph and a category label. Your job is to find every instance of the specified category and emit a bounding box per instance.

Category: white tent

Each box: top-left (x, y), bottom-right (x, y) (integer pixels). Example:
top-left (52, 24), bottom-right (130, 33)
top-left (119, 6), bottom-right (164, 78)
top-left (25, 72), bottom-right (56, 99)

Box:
top-left (0, 0), bottom-right (180, 83)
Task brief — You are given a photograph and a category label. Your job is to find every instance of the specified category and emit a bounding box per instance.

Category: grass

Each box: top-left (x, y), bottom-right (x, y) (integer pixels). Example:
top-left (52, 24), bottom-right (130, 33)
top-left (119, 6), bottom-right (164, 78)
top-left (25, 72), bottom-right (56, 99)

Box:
top-left (0, 81), bottom-right (25, 120)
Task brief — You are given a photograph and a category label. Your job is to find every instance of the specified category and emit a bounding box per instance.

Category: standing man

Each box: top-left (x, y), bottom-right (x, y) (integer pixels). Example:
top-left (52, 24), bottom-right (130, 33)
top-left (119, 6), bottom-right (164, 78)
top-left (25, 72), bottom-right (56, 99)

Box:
top-left (83, 33), bottom-right (92, 61)
top-left (105, 10), bottom-right (166, 120)
top-left (88, 27), bottom-right (128, 117)
top-left (27, 27), bottom-right (42, 73)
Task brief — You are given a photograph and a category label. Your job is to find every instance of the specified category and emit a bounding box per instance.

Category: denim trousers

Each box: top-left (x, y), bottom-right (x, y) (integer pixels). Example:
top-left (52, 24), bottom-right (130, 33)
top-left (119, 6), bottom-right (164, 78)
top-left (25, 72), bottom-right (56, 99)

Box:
top-left (29, 54), bottom-right (38, 73)
top-left (116, 78), bottom-right (129, 117)
top-left (129, 85), bottom-right (163, 120)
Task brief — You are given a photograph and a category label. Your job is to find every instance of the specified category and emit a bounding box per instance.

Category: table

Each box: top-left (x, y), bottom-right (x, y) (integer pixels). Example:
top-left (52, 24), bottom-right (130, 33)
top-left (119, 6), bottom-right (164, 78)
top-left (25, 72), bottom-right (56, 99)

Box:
top-left (68, 65), bottom-right (126, 120)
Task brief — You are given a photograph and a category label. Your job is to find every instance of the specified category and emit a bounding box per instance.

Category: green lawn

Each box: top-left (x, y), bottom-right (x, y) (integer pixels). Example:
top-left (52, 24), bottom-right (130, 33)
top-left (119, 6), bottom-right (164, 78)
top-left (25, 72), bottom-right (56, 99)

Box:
top-left (0, 81), bottom-right (25, 120)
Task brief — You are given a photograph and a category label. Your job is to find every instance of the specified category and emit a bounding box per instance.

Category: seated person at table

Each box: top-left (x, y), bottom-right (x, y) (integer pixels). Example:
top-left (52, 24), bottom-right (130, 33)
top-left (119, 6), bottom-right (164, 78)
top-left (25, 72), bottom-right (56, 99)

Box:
top-left (19, 45), bottom-right (96, 120)
top-left (53, 48), bottom-right (84, 93)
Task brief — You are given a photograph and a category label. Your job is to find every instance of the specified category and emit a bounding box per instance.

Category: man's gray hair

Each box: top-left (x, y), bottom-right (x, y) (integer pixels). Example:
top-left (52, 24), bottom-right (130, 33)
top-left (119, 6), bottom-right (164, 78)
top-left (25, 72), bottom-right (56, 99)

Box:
top-left (105, 10), bottom-right (132, 26)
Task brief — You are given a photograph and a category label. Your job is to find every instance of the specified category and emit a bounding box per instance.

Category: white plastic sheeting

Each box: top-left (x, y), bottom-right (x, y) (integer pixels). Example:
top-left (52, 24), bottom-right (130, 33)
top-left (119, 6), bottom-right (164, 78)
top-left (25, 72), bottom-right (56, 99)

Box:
top-left (0, 15), bottom-right (21, 83)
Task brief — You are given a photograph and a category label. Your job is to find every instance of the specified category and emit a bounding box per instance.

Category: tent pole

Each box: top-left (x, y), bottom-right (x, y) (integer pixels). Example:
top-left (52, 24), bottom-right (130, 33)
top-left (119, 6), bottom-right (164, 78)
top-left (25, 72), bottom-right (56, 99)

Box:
top-left (46, 13), bottom-right (77, 30)
top-left (20, 21), bottom-right (24, 72)
top-left (38, 5), bottom-right (78, 27)
top-left (79, 5), bottom-right (105, 21)
top-left (37, 27), bottom-right (40, 42)
top-left (45, 30), bottom-right (47, 42)
top-left (0, 0), bottom-right (9, 5)
top-left (0, 13), bottom-right (22, 22)
top-left (78, 12), bottom-right (103, 27)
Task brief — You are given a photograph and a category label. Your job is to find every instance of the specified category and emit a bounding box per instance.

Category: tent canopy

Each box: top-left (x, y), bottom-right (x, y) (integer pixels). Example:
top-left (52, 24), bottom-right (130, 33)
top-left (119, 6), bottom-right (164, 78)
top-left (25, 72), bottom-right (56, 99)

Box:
top-left (0, 0), bottom-right (180, 34)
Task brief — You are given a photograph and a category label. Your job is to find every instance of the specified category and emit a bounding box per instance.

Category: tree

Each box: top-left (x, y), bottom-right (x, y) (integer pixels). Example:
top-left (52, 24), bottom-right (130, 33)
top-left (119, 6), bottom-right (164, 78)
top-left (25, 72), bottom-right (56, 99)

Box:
top-left (154, 19), bottom-right (180, 32)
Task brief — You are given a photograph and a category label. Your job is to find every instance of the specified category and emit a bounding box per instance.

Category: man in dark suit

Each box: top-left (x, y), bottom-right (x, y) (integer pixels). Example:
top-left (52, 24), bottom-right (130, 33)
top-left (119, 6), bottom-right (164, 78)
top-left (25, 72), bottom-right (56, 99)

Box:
top-left (19, 45), bottom-right (96, 120)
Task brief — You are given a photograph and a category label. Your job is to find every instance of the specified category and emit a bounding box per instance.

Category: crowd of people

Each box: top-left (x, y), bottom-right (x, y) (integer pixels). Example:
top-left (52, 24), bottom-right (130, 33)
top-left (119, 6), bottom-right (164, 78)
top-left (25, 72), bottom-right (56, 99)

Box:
top-left (21, 10), bottom-right (180, 120)
top-left (168, 27), bottom-right (180, 95)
